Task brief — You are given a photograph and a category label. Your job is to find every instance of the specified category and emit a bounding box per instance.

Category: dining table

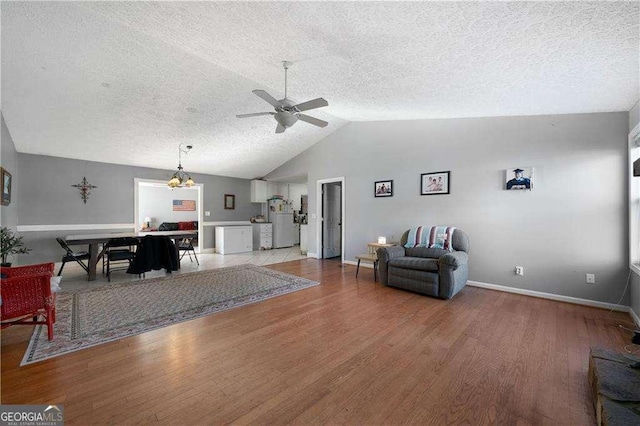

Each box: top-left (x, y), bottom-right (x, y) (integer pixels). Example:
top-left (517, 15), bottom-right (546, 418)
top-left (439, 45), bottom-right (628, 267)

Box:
top-left (65, 230), bottom-right (198, 281)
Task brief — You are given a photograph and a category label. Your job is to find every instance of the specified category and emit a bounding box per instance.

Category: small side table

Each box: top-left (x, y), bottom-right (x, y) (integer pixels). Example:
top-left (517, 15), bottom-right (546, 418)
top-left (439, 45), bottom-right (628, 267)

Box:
top-left (355, 242), bottom-right (395, 281)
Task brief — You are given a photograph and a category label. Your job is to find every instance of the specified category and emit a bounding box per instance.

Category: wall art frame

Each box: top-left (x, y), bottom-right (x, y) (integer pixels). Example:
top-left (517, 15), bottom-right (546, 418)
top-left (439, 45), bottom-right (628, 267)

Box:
top-left (420, 171), bottom-right (450, 195)
top-left (374, 180), bottom-right (393, 197)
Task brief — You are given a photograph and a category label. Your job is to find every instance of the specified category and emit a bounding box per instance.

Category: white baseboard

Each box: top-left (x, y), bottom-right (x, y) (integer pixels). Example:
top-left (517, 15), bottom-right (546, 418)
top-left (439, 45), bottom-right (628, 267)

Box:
top-left (306, 252), bottom-right (319, 259)
top-left (17, 223), bottom-right (135, 232)
top-left (629, 307), bottom-right (640, 327)
top-left (467, 280), bottom-right (629, 312)
top-left (19, 222), bottom-right (251, 232)
top-left (343, 260), bottom-right (374, 269)
top-left (203, 221), bottom-right (251, 227)
top-left (198, 248), bottom-right (215, 254)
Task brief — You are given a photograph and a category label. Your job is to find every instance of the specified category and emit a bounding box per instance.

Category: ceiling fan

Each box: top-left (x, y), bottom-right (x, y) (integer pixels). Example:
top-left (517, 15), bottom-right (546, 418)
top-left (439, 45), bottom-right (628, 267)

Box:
top-left (236, 61), bottom-right (329, 133)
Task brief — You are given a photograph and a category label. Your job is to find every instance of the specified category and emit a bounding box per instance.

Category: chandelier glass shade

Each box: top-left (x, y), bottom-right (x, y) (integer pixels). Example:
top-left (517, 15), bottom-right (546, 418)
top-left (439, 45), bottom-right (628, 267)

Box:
top-left (168, 144), bottom-right (195, 188)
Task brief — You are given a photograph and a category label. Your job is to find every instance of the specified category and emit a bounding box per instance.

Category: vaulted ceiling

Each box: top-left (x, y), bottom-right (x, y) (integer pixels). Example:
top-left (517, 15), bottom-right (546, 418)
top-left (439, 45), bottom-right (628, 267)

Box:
top-left (2, 2), bottom-right (638, 179)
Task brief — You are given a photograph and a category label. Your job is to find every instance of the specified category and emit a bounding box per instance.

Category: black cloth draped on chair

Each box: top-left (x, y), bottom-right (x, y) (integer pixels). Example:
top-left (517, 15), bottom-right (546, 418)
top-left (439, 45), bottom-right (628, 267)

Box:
top-left (127, 235), bottom-right (178, 274)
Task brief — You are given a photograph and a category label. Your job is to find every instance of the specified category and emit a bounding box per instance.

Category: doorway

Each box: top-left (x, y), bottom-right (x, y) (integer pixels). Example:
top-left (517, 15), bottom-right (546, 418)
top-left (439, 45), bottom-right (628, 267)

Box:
top-left (134, 178), bottom-right (204, 252)
top-left (316, 177), bottom-right (345, 261)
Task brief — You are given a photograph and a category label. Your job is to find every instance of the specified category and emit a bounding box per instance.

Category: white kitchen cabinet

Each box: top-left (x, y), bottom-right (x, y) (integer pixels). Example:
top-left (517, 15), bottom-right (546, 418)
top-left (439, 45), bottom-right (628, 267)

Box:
top-left (215, 226), bottom-right (253, 254)
top-left (252, 223), bottom-right (273, 250)
top-left (250, 180), bottom-right (268, 203)
top-left (294, 223), bottom-right (300, 245)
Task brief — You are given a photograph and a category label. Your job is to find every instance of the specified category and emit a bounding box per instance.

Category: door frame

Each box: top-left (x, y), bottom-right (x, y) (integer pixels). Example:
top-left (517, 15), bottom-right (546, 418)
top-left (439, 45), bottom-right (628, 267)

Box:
top-left (134, 178), bottom-right (204, 252)
top-left (315, 177), bottom-right (345, 262)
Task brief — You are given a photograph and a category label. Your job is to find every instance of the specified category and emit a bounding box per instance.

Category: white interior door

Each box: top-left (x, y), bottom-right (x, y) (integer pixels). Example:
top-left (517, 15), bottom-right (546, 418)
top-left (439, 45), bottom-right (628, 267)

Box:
top-left (323, 183), bottom-right (342, 258)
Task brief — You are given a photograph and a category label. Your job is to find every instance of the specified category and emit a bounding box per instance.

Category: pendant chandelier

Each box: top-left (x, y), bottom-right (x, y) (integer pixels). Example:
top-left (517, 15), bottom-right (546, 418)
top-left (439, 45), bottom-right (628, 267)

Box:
top-left (168, 144), bottom-right (195, 188)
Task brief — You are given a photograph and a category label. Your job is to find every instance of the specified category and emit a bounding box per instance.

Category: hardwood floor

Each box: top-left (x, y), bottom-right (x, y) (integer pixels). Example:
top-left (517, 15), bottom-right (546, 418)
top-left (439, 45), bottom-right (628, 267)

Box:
top-left (1, 259), bottom-right (632, 425)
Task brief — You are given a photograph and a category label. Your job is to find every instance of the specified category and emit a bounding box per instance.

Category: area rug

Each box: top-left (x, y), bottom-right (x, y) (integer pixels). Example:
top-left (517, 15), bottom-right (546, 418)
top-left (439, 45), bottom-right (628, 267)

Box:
top-left (21, 264), bottom-right (319, 365)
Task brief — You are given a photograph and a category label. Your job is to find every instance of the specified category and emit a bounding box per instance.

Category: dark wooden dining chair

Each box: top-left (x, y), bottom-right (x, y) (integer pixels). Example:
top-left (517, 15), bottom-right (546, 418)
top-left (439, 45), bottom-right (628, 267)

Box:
top-left (178, 237), bottom-right (199, 265)
top-left (55, 237), bottom-right (91, 278)
top-left (104, 237), bottom-right (140, 282)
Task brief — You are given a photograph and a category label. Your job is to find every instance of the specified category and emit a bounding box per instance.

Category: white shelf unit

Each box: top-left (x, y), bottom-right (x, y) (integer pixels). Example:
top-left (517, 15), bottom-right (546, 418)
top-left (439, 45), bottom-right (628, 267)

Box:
top-left (215, 226), bottom-right (253, 254)
top-left (252, 223), bottom-right (273, 250)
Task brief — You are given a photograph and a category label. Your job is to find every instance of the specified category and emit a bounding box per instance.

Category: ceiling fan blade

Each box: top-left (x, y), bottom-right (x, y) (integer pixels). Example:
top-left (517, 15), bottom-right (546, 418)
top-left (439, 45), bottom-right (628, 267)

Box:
top-left (236, 112), bottom-right (276, 118)
top-left (297, 114), bottom-right (328, 128)
top-left (275, 124), bottom-right (286, 133)
top-left (293, 97), bottom-right (328, 112)
top-left (252, 90), bottom-right (280, 107)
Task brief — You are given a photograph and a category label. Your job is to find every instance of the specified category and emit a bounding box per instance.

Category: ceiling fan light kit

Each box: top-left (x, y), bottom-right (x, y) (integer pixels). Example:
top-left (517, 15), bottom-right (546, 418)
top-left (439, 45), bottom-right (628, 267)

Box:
top-left (236, 61), bottom-right (329, 133)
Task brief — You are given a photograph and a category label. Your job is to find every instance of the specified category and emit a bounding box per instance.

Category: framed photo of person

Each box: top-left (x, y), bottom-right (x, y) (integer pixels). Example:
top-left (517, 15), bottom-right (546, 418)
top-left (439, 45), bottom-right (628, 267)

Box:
top-left (420, 171), bottom-right (450, 195)
top-left (505, 167), bottom-right (533, 190)
top-left (374, 180), bottom-right (393, 197)
top-left (1, 167), bottom-right (11, 206)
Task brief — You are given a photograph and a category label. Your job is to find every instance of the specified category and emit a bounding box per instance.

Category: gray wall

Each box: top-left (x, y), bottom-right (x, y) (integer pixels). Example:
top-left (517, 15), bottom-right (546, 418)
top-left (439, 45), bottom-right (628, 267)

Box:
top-left (632, 272), bottom-right (640, 321)
top-left (0, 113), bottom-right (18, 230)
top-left (629, 99), bottom-right (640, 319)
top-left (630, 100), bottom-right (639, 132)
top-left (18, 154), bottom-right (261, 263)
top-left (266, 112), bottom-right (630, 305)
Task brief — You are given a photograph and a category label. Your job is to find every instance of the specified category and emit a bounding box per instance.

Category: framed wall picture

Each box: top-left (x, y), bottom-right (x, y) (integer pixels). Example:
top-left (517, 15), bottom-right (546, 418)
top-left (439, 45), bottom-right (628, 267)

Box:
top-left (1, 168), bottom-right (11, 206)
top-left (505, 167), bottom-right (533, 190)
top-left (224, 194), bottom-right (235, 210)
top-left (173, 200), bottom-right (196, 211)
top-left (374, 180), bottom-right (393, 197)
top-left (421, 171), bottom-right (450, 195)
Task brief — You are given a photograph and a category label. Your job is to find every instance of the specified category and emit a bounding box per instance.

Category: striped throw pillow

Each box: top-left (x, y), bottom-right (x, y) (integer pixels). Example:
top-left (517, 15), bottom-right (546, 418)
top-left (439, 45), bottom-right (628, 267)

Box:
top-left (404, 226), bottom-right (456, 251)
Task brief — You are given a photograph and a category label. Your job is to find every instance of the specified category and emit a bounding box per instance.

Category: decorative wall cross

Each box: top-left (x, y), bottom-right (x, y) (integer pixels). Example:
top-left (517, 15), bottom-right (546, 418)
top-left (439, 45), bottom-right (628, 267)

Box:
top-left (72, 177), bottom-right (98, 204)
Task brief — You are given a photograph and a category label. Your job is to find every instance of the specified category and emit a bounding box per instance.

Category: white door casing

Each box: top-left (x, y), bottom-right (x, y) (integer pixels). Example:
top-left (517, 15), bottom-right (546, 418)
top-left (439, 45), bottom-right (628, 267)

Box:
top-left (134, 178), bottom-right (204, 252)
top-left (322, 182), bottom-right (342, 259)
top-left (315, 177), bottom-right (346, 262)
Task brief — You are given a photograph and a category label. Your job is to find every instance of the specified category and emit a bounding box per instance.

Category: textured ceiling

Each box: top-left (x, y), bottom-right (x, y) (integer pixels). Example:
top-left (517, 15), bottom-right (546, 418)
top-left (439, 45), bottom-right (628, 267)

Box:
top-left (1, 2), bottom-right (638, 179)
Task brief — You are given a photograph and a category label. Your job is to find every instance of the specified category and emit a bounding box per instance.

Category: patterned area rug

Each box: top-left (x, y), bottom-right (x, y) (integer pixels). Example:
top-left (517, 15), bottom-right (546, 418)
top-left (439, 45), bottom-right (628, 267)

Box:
top-left (22, 264), bottom-right (319, 365)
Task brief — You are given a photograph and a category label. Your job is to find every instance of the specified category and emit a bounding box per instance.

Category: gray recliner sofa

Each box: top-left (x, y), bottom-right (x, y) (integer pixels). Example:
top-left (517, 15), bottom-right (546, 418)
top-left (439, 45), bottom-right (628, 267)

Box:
top-left (377, 229), bottom-right (469, 299)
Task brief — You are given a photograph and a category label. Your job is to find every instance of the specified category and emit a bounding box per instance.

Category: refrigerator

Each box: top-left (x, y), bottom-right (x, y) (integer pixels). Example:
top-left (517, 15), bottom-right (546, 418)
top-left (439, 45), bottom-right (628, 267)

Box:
top-left (268, 199), bottom-right (295, 248)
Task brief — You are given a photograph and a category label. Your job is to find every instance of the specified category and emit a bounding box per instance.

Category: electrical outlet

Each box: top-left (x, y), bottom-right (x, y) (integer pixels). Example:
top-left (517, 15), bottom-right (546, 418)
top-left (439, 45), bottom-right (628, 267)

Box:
top-left (586, 273), bottom-right (595, 284)
top-left (205, 211), bottom-right (211, 217)
top-left (515, 266), bottom-right (524, 276)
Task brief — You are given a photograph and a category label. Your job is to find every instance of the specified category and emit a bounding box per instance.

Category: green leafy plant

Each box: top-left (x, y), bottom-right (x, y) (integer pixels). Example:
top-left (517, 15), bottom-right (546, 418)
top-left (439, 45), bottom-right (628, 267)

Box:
top-left (1, 227), bottom-right (31, 265)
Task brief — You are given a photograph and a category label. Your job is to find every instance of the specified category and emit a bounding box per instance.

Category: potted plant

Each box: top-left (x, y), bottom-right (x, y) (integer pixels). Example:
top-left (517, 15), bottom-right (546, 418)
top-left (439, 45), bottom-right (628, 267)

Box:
top-left (1, 227), bottom-right (31, 266)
